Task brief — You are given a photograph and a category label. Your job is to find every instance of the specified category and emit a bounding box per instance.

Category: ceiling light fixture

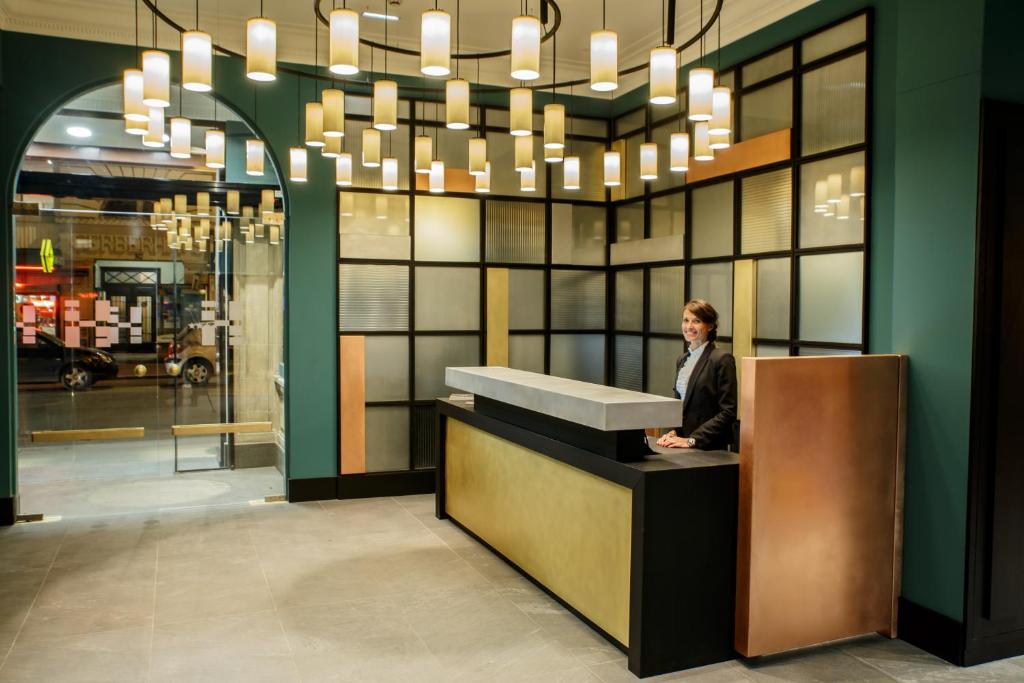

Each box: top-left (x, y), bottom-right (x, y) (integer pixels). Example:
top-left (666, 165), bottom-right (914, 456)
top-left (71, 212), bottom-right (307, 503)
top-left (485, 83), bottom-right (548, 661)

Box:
top-left (66, 126), bottom-right (92, 139)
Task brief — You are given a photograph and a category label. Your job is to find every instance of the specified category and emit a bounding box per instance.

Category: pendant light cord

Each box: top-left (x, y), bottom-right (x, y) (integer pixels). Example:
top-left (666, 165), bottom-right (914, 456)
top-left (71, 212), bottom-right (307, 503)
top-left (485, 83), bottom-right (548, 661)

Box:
top-left (134, 0), bottom-right (139, 59)
top-left (455, 0), bottom-right (460, 79)
top-left (602, 0), bottom-right (606, 29)
top-left (383, 0), bottom-right (388, 76)
top-left (195, 0), bottom-right (199, 29)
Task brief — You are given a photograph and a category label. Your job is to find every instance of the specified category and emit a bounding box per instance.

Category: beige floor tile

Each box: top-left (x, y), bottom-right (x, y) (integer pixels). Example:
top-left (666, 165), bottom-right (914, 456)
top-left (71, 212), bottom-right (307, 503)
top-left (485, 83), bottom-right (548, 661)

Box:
top-left (0, 570), bottom-right (47, 637)
top-left (589, 658), bottom-right (752, 682)
top-left (0, 625), bottom-right (151, 682)
top-left (531, 611), bottom-right (626, 667)
top-left (739, 644), bottom-right (894, 681)
top-left (319, 497), bottom-right (427, 536)
top-left (0, 524), bottom-right (65, 573)
top-left (841, 635), bottom-right (1024, 682)
top-left (393, 493), bottom-right (437, 515)
top-left (255, 540), bottom-right (384, 608)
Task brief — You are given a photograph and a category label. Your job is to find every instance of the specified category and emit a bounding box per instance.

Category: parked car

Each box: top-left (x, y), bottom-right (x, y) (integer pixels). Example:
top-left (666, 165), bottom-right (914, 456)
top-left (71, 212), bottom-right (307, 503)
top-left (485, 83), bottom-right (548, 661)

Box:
top-left (17, 330), bottom-right (119, 390)
top-left (165, 325), bottom-right (218, 385)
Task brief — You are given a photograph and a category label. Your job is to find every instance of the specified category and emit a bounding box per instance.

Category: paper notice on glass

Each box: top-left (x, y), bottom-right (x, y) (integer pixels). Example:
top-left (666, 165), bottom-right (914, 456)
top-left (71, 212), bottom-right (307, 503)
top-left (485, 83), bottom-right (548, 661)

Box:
top-left (65, 326), bottom-right (80, 348)
top-left (201, 324), bottom-right (216, 346)
top-left (23, 306), bottom-right (36, 323)
top-left (95, 300), bottom-right (110, 320)
top-left (130, 306), bottom-right (142, 323)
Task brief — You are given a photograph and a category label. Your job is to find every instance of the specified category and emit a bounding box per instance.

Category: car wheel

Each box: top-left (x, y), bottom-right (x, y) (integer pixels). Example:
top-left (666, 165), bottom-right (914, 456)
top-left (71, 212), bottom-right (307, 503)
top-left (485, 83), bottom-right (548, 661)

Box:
top-left (183, 359), bottom-right (212, 385)
top-left (61, 364), bottom-right (93, 391)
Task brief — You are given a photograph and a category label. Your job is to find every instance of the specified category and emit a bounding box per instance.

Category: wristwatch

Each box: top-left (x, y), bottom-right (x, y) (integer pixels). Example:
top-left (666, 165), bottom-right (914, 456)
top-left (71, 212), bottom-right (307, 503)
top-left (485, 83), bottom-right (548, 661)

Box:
top-left (687, 437), bottom-right (696, 448)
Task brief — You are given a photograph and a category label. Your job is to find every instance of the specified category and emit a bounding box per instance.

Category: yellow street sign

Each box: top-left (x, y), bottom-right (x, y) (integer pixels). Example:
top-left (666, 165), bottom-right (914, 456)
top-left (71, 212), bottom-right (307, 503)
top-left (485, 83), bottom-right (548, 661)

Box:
top-left (39, 239), bottom-right (54, 273)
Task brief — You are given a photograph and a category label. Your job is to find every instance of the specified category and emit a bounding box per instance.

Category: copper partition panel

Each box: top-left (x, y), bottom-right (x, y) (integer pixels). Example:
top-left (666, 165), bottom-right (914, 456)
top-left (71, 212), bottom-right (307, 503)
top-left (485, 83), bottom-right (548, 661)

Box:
top-left (686, 129), bottom-right (791, 183)
top-left (735, 355), bottom-right (907, 657)
top-left (339, 335), bottom-right (366, 474)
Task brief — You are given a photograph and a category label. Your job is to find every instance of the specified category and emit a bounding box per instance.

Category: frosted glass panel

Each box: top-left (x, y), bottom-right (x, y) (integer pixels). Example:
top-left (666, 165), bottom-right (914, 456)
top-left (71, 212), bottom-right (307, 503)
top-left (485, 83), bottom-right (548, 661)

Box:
top-left (414, 335), bottom-right (480, 399)
top-left (509, 334), bottom-right (545, 373)
top-left (615, 200), bottom-right (644, 243)
top-left (486, 201), bottom-right (544, 263)
top-left (551, 203), bottom-right (606, 265)
top-left (742, 46), bottom-right (793, 86)
top-left (365, 407), bottom-right (410, 473)
top-left (755, 258), bottom-right (790, 340)
top-left (338, 192), bottom-right (410, 260)
top-left (552, 139), bottom-right (606, 202)
top-left (414, 267), bottom-right (480, 330)
top-left (364, 336), bottom-right (409, 401)
top-left (338, 264), bottom-right (408, 331)
top-left (799, 252), bottom-right (863, 344)
top-left (800, 151), bottom-right (866, 247)
top-left (691, 181), bottom-right (734, 258)
top-left (646, 337), bottom-right (686, 400)
top-left (649, 266), bottom-right (686, 334)
top-left (802, 53), bottom-right (866, 155)
top-left (740, 79), bottom-right (792, 140)
top-left (614, 335), bottom-right (643, 391)
top-left (508, 269), bottom-right (545, 330)
top-left (414, 196), bottom-right (480, 262)
top-left (615, 269), bottom-right (643, 331)
top-left (741, 168), bottom-right (791, 253)
top-left (799, 346), bottom-right (862, 356)
top-left (650, 192), bottom-right (685, 238)
top-left (690, 262), bottom-right (733, 336)
top-left (551, 270), bottom-right (606, 329)
top-left (802, 14), bottom-right (867, 63)
top-left (550, 334), bottom-right (604, 384)
top-left (755, 344), bottom-right (790, 357)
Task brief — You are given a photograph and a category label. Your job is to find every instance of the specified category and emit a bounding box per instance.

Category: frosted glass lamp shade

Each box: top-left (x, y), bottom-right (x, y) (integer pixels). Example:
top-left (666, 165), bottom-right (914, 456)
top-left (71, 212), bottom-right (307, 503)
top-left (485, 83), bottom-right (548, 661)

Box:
top-left (693, 122), bottom-right (713, 160)
top-left (669, 132), bottom-right (689, 172)
top-left (649, 46), bottom-right (677, 104)
top-left (305, 102), bottom-right (325, 146)
top-left (827, 173), bottom-right (842, 203)
top-left (160, 197), bottom-right (173, 214)
top-left (289, 147), bottom-right (308, 182)
top-left (362, 127), bottom-right (381, 167)
top-left (142, 50), bottom-right (170, 107)
top-left (688, 67), bottom-right (714, 121)
top-left (590, 30), bottom-right (618, 91)
top-left (709, 86), bottom-right (732, 135)
top-left (639, 142), bottom-right (658, 180)
top-left (603, 150), bottom-right (621, 186)
top-left (514, 135), bottom-right (534, 172)
top-left (814, 180), bottom-right (828, 211)
top-left (261, 188), bottom-right (275, 213)
top-left (322, 88), bottom-right (345, 137)
top-left (246, 139), bottom-right (265, 175)
top-left (421, 10), bottom-right (451, 76)
top-left (321, 135), bottom-right (342, 158)
top-left (544, 103), bottom-right (565, 149)
top-left (382, 157), bottom-right (399, 190)
top-left (510, 88), bottom-right (532, 136)
top-left (123, 69), bottom-right (148, 122)
top-left (174, 194), bottom-right (187, 214)
top-left (169, 117), bottom-right (191, 159)
top-left (226, 190), bottom-right (240, 214)
top-left (709, 132), bottom-right (730, 150)
top-left (510, 15), bottom-right (541, 80)
top-left (563, 155), bottom-right (581, 190)
top-left (446, 79), bottom-right (470, 130)
top-left (329, 9), bottom-right (360, 75)
top-left (468, 137), bottom-right (487, 175)
top-left (196, 192), bottom-right (210, 216)
top-left (220, 220), bottom-right (232, 241)
top-left (429, 160), bottom-right (445, 193)
top-left (142, 106), bottom-right (165, 147)
top-left (520, 161), bottom-right (537, 192)
top-left (336, 153), bottom-right (353, 185)
top-left (414, 135), bottom-right (433, 174)
top-left (375, 195), bottom-right (388, 219)
top-left (475, 161), bottom-right (491, 192)
top-left (125, 118), bottom-right (147, 135)
top-left (850, 165), bottom-right (865, 197)
top-left (373, 80), bottom-right (398, 131)
top-left (246, 17), bottom-right (277, 81)
top-left (182, 31), bottom-right (212, 92)
top-left (837, 194), bottom-right (851, 220)
top-left (544, 144), bottom-right (564, 163)
top-left (205, 129), bottom-right (225, 168)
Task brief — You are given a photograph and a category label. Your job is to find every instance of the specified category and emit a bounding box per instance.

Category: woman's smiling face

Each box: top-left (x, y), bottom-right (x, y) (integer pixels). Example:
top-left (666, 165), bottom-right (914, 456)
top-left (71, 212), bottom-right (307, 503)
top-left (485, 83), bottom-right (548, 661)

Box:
top-left (681, 310), bottom-right (711, 345)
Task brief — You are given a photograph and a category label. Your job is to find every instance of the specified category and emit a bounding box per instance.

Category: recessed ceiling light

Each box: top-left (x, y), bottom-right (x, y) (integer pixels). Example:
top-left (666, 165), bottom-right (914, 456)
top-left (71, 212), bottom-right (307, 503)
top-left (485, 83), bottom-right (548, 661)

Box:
top-left (362, 11), bottom-right (398, 21)
top-left (66, 126), bottom-right (92, 138)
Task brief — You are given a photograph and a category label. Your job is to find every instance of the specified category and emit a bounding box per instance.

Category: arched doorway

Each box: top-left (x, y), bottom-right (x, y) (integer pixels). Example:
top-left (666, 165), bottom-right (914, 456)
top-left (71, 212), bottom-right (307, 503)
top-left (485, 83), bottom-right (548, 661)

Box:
top-left (12, 82), bottom-right (287, 518)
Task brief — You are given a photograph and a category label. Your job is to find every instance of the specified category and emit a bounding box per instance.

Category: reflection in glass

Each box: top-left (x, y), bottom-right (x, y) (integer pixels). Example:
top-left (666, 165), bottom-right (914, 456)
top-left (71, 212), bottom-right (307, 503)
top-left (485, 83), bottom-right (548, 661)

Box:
top-left (550, 334), bottom-right (604, 384)
top-left (650, 192), bottom-right (685, 238)
top-left (338, 192), bottom-right (410, 260)
top-left (800, 151), bottom-right (866, 248)
top-left (615, 200), bottom-right (644, 242)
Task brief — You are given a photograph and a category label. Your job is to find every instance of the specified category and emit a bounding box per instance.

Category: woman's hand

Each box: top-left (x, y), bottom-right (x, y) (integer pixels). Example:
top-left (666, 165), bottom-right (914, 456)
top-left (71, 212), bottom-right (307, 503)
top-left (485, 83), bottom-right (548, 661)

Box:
top-left (663, 435), bottom-right (691, 449)
top-left (656, 430), bottom-right (677, 447)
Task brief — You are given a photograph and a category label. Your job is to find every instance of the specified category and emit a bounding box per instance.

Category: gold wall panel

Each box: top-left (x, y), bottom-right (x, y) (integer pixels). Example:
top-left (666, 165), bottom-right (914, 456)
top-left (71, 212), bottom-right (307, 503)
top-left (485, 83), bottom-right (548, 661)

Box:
top-left (171, 422), bottom-right (271, 437)
top-left (414, 167), bottom-right (476, 193)
top-left (445, 419), bottom-right (633, 645)
top-left (31, 427), bottom-right (144, 442)
top-left (736, 355), bottom-right (907, 656)
top-left (486, 268), bottom-right (510, 367)
top-left (686, 129), bottom-right (791, 183)
top-left (732, 259), bottom-right (755, 389)
top-left (339, 335), bottom-right (366, 474)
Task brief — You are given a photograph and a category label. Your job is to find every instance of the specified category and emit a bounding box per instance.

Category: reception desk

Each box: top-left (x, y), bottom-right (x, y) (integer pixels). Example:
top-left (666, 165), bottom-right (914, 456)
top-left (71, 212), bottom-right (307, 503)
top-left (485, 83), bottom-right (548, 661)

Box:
top-left (435, 367), bottom-right (739, 678)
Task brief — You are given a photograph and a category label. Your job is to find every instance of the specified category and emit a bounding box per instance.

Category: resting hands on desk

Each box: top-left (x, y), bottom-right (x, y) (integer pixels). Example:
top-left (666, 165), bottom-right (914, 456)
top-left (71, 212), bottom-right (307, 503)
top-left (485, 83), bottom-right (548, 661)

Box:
top-left (656, 430), bottom-right (691, 448)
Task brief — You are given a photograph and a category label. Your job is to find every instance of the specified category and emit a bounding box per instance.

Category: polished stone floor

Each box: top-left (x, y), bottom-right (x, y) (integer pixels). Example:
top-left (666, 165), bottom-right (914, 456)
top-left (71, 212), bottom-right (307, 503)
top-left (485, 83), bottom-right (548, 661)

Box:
top-left (1, 495), bottom-right (1022, 682)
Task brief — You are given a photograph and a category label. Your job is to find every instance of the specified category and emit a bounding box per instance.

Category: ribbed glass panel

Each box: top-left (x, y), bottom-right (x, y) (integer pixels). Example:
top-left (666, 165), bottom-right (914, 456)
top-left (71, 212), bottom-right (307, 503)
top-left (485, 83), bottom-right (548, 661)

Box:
top-left (651, 192), bottom-right (685, 238)
top-left (649, 266), bottom-right (686, 334)
top-left (509, 334), bottom-right (545, 373)
top-left (614, 335), bottom-right (643, 391)
top-left (691, 181), bottom-right (734, 258)
top-left (338, 264), bottom-right (408, 331)
top-left (689, 262), bottom-right (733, 336)
top-left (755, 258), bottom-right (790, 340)
top-left (415, 196), bottom-right (480, 262)
top-left (741, 168), bottom-right (792, 253)
top-left (509, 269), bottom-right (545, 330)
top-left (364, 336), bottom-right (409, 401)
top-left (615, 200), bottom-right (644, 243)
top-left (615, 108), bottom-right (645, 137)
top-left (487, 132), bottom-right (548, 196)
top-left (802, 53), bottom-right (866, 155)
top-left (799, 252), bottom-right (863, 344)
top-left (551, 203), bottom-right (606, 265)
top-left (553, 139), bottom-right (608, 202)
top-left (650, 120), bottom-right (686, 193)
top-left (800, 151), bottom-right (866, 248)
top-left (802, 15), bottom-right (867, 64)
top-left (412, 405), bottom-right (439, 469)
top-left (624, 134), bottom-right (644, 200)
top-left (742, 46), bottom-right (793, 86)
top-left (551, 270), bottom-right (606, 329)
top-left (550, 334), bottom-right (604, 384)
top-left (756, 344), bottom-right (790, 357)
top-left (365, 406), bottom-right (410, 473)
top-left (646, 337), bottom-right (686, 400)
top-left (414, 335), bottom-right (480, 399)
top-left (338, 192), bottom-right (410, 260)
top-left (414, 267), bottom-right (480, 330)
top-left (615, 269), bottom-right (643, 331)
top-left (486, 201), bottom-right (545, 263)
top-left (740, 79), bottom-right (792, 140)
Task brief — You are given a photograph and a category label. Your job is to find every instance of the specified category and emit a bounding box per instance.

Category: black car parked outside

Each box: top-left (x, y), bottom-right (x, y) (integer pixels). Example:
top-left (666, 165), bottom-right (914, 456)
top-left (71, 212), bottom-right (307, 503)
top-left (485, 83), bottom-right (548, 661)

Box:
top-left (17, 330), bottom-right (119, 390)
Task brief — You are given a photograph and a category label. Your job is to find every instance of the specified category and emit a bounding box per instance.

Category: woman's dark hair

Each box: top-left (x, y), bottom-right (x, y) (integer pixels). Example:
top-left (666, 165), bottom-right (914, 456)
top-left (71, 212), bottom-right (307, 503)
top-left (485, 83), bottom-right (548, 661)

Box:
top-left (682, 299), bottom-right (719, 342)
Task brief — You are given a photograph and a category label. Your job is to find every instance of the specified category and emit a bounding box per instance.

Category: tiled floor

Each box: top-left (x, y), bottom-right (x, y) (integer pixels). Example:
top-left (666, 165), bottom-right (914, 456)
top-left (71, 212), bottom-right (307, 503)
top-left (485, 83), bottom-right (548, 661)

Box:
top-left (1, 494), bottom-right (1022, 682)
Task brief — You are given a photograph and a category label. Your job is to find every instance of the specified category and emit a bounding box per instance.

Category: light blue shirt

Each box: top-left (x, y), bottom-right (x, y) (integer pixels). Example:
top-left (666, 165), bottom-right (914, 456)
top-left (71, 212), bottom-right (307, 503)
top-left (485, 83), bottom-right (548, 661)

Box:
top-left (674, 341), bottom-right (708, 402)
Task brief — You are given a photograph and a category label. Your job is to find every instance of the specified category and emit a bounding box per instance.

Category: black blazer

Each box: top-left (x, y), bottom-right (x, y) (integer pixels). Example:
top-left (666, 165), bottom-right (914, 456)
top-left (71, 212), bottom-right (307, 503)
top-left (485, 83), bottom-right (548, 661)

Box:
top-left (671, 342), bottom-right (738, 450)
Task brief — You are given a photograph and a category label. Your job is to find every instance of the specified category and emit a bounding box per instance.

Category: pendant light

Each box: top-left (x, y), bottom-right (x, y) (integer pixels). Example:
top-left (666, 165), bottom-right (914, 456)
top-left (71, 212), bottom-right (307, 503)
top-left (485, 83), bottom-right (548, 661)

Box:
top-left (261, 188), bottom-right (275, 213)
top-left (374, 195), bottom-right (388, 219)
top-left (563, 156), bottom-right (581, 190)
top-left (340, 193), bottom-right (354, 218)
top-left (220, 220), bottom-right (232, 241)
top-left (182, 29), bottom-right (212, 92)
top-left (415, 135), bottom-right (433, 174)
top-left (290, 147), bottom-right (308, 182)
top-left (827, 173), bottom-right (842, 203)
top-left (160, 197), bottom-right (173, 215)
top-left (205, 129), bottom-right (225, 168)
top-left (590, 1), bottom-right (618, 92)
top-left (362, 127), bottom-right (381, 167)
top-left (246, 6), bottom-right (277, 82)
top-left (520, 161), bottom-right (537, 192)
top-left (510, 15), bottom-right (541, 81)
top-left (322, 134), bottom-right (342, 158)
top-left (468, 137), bottom-right (487, 176)
top-left (693, 122), bottom-right (713, 160)
top-left (142, 50), bottom-right (171, 107)
top-left (515, 135), bottom-right (533, 172)
top-left (142, 106), bottom-right (165, 147)
top-left (382, 157), bottom-right (399, 191)
top-left (837, 194), bottom-right (851, 220)
top-left (246, 139), bottom-right (265, 175)
top-left (421, 8), bottom-right (451, 77)
top-left (640, 142), bottom-right (658, 180)
top-left (322, 89), bottom-right (345, 137)
top-left (649, 47), bottom-right (677, 105)
top-left (123, 69), bottom-right (148, 126)
top-left (446, 80), bottom-right (470, 130)
top-left (429, 160), bottom-right (446, 193)
top-left (174, 195), bottom-right (187, 215)
top-left (196, 192), bottom-right (210, 216)
top-left (329, 8), bottom-right (360, 75)
top-left (709, 86), bottom-right (732, 135)
top-left (688, 68), bottom-right (714, 121)
top-left (545, 144), bottom-right (563, 164)
top-left (336, 153), bottom-right (353, 186)
top-left (669, 132), bottom-right (689, 172)
top-left (544, 104), bottom-right (565, 150)
top-left (510, 88), bottom-right (532, 137)
top-left (814, 180), bottom-right (829, 212)
top-left (709, 132), bottom-right (730, 150)
top-left (603, 150), bottom-right (621, 186)
top-left (475, 161), bottom-right (491, 193)
top-left (169, 116), bottom-right (191, 159)
top-left (269, 225), bottom-right (280, 245)
top-left (125, 117), bottom-right (147, 136)
top-left (850, 165), bottom-right (865, 197)
top-left (306, 102), bottom-right (325, 146)
top-left (373, 81), bottom-right (398, 131)
top-left (227, 190), bottom-right (240, 215)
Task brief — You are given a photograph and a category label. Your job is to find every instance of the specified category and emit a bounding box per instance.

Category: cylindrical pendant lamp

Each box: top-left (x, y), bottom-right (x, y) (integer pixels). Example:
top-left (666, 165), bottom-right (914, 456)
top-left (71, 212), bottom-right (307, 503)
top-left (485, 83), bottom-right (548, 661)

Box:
top-left (196, 192), bottom-right (210, 216)
top-left (160, 197), bottom-right (173, 215)
top-left (827, 173), bottom-right (842, 203)
top-left (510, 88), bottom-right (532, 136)
top-left (246, 17), bottom-right (277, 81)
top-left (688, 67), bottom-right (714, 121)
top-left (182, 31), bottom-right (212, 92)
top-left (468, 137), bottom-right (487, 175)
top-left (125, 117), bottom-right (147, 136)
top-left (520, 161), bottom-right (536, 192)
top-left (123, 69), bottom-right (148, 122)
top-left (709, 132), bottom-right (730, 150)
top-left (374, 194), bottom-right (388, 219)
top-left (590, 30), bottom-right (618, 92)
top-left (226, 190), bottom-right (240, 214)
top-left (446, 79), bottom-right (470, 130)
top-left (837, 194), bottom-right (851, 220)
top-left (174, 194), bottom-right (187, 215)
top-left (515, 135), bottom-right (534, 172)
top-left (269, 225), bottom-right (280, 245)
top-left (305, 102), bottom-right (325, 146)
top-left (543, 103), bottom-right (565, 149)
top-left (649, 46), bottom-right (677, 104)
top-left (373, 80), bottom-right (397, 131)
top-left (220, 220), bottom-right (232, 241)
top-left (362, 127), bottom-right (381, 167)
top-left (475, 161), bottom-right (491, 193)
top-left (205, 129), bottom-right (225, 168)
top-left (639, 142), bottom-right (658, 180)
top-left (246, 139), bottom-right (265, 175)
top-left (289, 147), bottom-right (308, 182)
top-left (336, 153), bottom-right (353, 186)
top-left (261, 188), bottom-right (275, 213)
top-left (693, 122), bottom-right (713, 160)
top-left (142, 106), bottom-right (165, 147)
top-left (563, 155), bottom-right (581, 190)
top-left (382, 157), bottom-right (399, 191)
top-left (850, 165), bottom-right (865, 197)
top-left (545, 144), bottom-right (563, 163)
top-left (322, 88), bottom-right (345, 137)
top-left (603, 150), bottom-right (621, 186)
top-left (329, 8), bottom-right (360, 75)
top-left (322, 134), bottom-right (342, 158)
top-left (669, 132), bottom-right (689, 172)
top-left (169, 117), bottom-right (191, 159)
top-left (429, 160), bottom-right (445, 193)
top-left (142, 50), bottom-right (170, 108)
top-left (814, 180), bottom-right (828, 212)
top-left (709, 86), bottom-right (732, 135)
top-left (510, 15), bottom-right (541, 80)
top-left (414, 135), bottom-right (433, 174)
top-left (421, 10), bottom-right (451, 77)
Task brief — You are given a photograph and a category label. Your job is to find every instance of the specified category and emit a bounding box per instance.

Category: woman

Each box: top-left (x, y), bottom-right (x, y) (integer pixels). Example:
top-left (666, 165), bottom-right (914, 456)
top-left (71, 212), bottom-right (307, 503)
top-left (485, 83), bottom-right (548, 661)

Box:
top-left (655, 299), bottom-right (738, 450)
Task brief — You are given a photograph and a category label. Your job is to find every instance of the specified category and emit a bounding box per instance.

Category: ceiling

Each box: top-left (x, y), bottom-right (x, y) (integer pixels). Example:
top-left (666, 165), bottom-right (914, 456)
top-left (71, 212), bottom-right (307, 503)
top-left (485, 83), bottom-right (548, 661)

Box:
top-left (0, 0), bottom-right (817, 93)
